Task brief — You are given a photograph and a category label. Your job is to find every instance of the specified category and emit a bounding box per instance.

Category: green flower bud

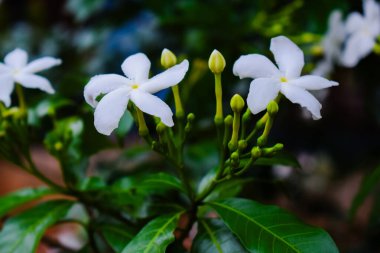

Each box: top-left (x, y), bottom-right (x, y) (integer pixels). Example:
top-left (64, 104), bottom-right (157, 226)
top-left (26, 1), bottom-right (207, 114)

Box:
top-left (224, 115), bottom-right (233, 126)
top-left (267, 100), bottom-right (279, 116)
top-left (161, 48), bottom-right (177, 69)
top-left (251, 146), bottom-right (261, 158)
top-left (208, 49), bottom-right (226, 74)
top-left (187, 113), bottom-right (195, 122)
top-left (156, 122), bottom-right (166, 134)
top-left (230, 94), bottom-right (245, 113)
top-left (238, 140), bottom-right (247, 151)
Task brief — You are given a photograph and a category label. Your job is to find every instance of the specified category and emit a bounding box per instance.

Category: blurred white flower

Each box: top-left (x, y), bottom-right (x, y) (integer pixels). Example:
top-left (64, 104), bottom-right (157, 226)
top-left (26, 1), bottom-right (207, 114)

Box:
top-left (84, 53), bottom-right (189, 135)
top-left (313, 10), bottom-right (345, 77)
top-left (342, 0), bottom-right (380, 67)
top-left (0, 48), bottom-right (61, 107)
top-left (233, 36), bottom-right (338, 119)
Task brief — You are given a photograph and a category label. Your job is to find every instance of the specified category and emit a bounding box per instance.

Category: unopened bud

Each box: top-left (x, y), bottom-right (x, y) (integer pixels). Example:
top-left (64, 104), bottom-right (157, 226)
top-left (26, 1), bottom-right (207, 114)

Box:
top-left (238, 140), bottom-right (247, 151)
top-left (156, 122), bottom-right (166, 134)
top-left (208, 49), bottom-right (226, 74)
top-left (224, 115), bottom-right (233, 126)
top-left (187, 113), bottom-right (195, 122)
top-left (161, 48), bottom-right (177, 69)
top-left (267, 101), bottom-right (279, 116)
top-left (251, 146), bottom-right (261, 158)
top-left (230, 94), bottom-right (245, 113)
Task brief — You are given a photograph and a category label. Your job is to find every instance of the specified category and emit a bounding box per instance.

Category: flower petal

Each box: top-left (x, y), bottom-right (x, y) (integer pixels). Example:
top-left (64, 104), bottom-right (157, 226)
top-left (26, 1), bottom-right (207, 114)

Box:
top-left (140, 60), bottom-right (189, 94)
top-left (364, 0), bottom-right (380, 22)
top-left (14, 74), bottom-right (55, 94)
top-left (94, 88), bottom-right (130, 135)
top-left (23, 57), bottom-right (62, 73)
top-left (0, 63), bottom-right (11, 74)
top-left (345, 12), bottom-right (365, 34)
top-left (290, 75), bottom-right (338, 90)
top-left (270, 36), bottom-right (304, 79)
top-left (0, 74), bottom-right (15, 107)
top-left (121, 53), bottom-right (151, 83)
top-left (341, 33), bottom-right (375, 67)
top-left (130, 90), bottom-right (174, 127)
top-left (84, 74), bottom-right (130, 107)
top-left (233, 54), bottom-right (280, 79)
top-left (246, 78), bottom-right (281, 114)
top-left (4, 48), bottom-right (28, 69)
top-left (281, 85), bottom-right (322, 119)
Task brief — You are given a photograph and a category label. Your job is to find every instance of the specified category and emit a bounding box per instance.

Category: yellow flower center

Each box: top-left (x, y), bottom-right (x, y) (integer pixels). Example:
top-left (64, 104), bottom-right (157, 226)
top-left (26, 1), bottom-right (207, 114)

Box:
top-left (280, 77), bottom-right (288, 83)
top-left (132, 84), bottom-right (139, 89)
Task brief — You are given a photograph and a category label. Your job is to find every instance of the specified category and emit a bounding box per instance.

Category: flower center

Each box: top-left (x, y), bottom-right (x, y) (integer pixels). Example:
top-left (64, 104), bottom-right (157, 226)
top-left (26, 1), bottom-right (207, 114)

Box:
top-left (132, 84), bottom-right (139, 89)
top-left (280, 77), bottom-right (288, 83)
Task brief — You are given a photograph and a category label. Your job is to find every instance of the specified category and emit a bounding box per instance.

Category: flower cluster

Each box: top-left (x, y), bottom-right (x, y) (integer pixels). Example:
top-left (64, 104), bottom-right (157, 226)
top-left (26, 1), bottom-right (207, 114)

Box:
top-left (315, 0), bottom-right (380, 76)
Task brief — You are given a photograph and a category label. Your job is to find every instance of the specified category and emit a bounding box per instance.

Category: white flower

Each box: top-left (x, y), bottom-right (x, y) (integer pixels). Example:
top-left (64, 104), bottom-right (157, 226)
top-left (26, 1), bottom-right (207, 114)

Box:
top-left (0, 48), bottom-right (61, 107)
top-left (84, 53), bottom-right (189, 135)
top-left (233, 36), bottom-right (338, 119)
top-left (313, 10), bottom-right (345, 77)
top-left (342, 0), bottom-right (380, 67)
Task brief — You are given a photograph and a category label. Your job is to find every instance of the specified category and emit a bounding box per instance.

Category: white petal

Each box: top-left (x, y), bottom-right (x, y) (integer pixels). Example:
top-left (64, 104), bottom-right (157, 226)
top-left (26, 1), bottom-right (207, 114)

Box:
top-left (290, 75), bottom-right (338, 90)
top-left (345, 12), bottom-right (365, 34)
top-left (270, 36), bottom-right (304, 79)
top-left (0, 74), bottom-right (15, 107)
top-left (121, 53), bottom-right (151, 83)
top-left (0, 63), bottom-right (11, 74)
top-left (4, 49), bottom-right (28, 69)
top-left (23, 57), bottom-right (62, 73)
top-left (364, 0), bottom-right (380, 22)
top-left (14, 74), bottom-right (55, 94)
top-left (84, 74), bottom-right (131, 107)
top-left (341, 33), bottom-right (375, 67)
top-left (130, 90), bottom-right (174, 127)
top-left (281, 85), bottom-right (322, 119)
top-left (246, 78), bottom-right (281, 114)
top-left (94, 88), bottom-right (130, 135)
top-left (233, 54), bottom-right (280, 79)
top-left (140, 60), bottom-right (189, 94)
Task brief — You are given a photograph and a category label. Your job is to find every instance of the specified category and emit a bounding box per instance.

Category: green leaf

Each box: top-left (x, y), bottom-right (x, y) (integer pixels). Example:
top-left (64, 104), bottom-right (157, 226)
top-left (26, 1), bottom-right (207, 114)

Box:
top-left (121, 213), bottom-right (182, 253)
top-left (208, 198), bottom-right (339, 253)
top-left (349, 165), bottom-right (380, 219)
top-left (139, 173), bottom-right (185, 193)
top-left (0, 187), bottom-right (55, 218)
top-left (0, 200), bottom-right (74, 253)
top-left (192, 219), bottom-right (249, 253)
top-left (116, 110), bottom-right (134, 139)
top-left (254, 152), bottom-right (301, 169)
top-left (100, 223), bottom-right (136, 253)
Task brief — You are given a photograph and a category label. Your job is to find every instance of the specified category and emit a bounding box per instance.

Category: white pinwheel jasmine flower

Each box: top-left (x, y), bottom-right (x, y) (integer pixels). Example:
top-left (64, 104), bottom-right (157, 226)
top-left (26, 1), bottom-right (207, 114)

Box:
top-left (84, 53), bottom-right (189, 135)
top-left (313, 10), bottom-right (345, 77)
top-left (0, 48), bottom-right (61, 107)
top-left (342, 0), bottom-right (380, 67)
top-left (233, 36), bottom-right (338, 119)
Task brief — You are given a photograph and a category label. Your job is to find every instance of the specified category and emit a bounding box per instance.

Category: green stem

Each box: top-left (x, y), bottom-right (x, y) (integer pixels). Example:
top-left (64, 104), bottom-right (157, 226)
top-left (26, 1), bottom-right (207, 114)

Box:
top-left (16, 84), bottom-right (26, 114)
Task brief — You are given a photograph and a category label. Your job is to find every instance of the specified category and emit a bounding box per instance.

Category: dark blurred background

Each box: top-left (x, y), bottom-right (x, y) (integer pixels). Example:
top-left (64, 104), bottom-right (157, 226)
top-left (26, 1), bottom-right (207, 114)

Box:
top-left (1, 0), bottom-right (380, 252)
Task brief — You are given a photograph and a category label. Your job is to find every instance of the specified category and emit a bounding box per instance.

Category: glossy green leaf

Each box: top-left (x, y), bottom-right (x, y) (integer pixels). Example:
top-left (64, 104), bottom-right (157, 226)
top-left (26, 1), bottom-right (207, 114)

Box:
top-left (0, 187), bottom-right (54, 218)
top-left (349, 165), bottom-right (380, 219)
top-left (208, 198), bottom-right (339, 253)
top-left (0, 200), bottom-right (74, 253)
top-left (192, 219), bottom-right (249, 253)
top-left (121, 213), bottom-right (182, 253)
top-left (100, 223), bottom-right (136, 253)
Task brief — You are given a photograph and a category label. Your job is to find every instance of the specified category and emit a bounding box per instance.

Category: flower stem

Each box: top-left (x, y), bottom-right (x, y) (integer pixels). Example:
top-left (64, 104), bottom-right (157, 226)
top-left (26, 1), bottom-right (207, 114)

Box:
top-left (16, 84), bottom-right (26, 114)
